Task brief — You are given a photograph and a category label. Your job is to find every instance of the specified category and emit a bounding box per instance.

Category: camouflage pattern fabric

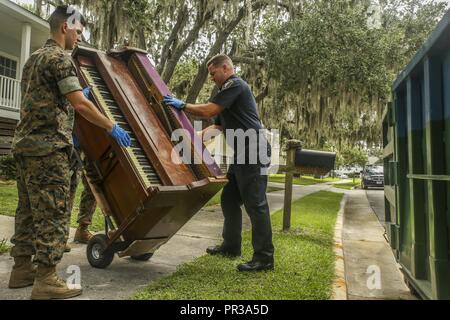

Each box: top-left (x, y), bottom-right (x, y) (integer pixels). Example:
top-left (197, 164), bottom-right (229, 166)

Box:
top-left (12, 39), bottom-right (82, 156)
top-left (68, 149), bottom-right (97, 226)
top-left (10, 148), bottom-right (71, 266)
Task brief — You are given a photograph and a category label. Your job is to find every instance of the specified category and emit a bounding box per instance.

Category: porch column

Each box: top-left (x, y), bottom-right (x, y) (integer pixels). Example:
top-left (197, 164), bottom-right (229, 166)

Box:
top-left (19, 23), bottom-right (31, 79)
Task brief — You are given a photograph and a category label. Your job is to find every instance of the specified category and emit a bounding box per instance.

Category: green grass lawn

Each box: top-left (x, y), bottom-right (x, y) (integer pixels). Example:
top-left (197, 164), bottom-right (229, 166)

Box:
top-left (333, 179), bottom-right (361, 190)
top-left (269, 174), bottom-right (342, 186)
top-left (0, 239), bottom-right (10, 255)
top-left (132, 190), bottom-right (343, 300)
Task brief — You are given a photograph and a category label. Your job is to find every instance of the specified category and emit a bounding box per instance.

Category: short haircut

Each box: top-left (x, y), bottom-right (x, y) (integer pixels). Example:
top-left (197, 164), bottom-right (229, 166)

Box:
top-left (207, 54), bottom-right (234, 69)
top-left (48, 5), bottom-right (87, 33)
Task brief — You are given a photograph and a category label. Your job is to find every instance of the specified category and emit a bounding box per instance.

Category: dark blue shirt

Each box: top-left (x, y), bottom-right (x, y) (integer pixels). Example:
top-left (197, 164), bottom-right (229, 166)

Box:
top-left (210, 75), bottom-right (270, 165)
top-left (211, 75), bottom-right (263, 131)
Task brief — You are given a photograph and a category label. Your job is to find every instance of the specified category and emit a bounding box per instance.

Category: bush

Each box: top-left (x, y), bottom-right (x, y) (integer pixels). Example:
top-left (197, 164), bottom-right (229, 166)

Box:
top-left (0, 155), bottom-right (17, 181)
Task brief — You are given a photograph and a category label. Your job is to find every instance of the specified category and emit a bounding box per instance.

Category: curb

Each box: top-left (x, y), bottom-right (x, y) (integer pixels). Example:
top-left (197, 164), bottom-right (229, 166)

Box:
top-left (332, 193), bottom-right (348, 300)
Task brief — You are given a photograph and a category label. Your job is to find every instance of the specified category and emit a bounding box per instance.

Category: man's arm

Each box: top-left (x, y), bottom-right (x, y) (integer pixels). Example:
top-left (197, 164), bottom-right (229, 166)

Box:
top-left (162, 96), bottom-right (224, 119)
top-left (65, 91), bottom-right (114, 132)
top-left (184, 102), bottom-right (224, 118)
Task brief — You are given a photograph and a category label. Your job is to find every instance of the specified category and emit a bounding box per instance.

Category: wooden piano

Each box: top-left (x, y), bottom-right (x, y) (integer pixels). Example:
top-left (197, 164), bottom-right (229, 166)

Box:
top-left (71, 46), bottom-right (227, 268)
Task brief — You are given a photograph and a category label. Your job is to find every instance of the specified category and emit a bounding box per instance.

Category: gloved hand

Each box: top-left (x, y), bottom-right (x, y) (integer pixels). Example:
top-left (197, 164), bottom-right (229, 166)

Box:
top-left (109, 124), bottom-right (132, 147)
top-left (82, 86), bottom-right (91, 99)
top-left (72, 134), bottom-right (80, 148)
top-left (163, 95), bottom-right (186, 110)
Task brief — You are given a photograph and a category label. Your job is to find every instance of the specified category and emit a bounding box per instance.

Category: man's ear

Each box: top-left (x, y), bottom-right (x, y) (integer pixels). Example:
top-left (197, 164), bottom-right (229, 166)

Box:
top-left (61, 21), bottom-right (68, 34)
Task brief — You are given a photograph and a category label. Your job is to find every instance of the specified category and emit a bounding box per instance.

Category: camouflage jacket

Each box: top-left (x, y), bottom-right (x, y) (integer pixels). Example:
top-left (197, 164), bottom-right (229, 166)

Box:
top-left (12, 39), bottom-right (82, 156)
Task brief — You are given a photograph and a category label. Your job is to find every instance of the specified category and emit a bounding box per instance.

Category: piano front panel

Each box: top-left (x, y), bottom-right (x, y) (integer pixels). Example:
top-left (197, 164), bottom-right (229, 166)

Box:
top-left (94, 52), bottom-right (197, 186)
top-left (127, 53), bottom-right (221, 180)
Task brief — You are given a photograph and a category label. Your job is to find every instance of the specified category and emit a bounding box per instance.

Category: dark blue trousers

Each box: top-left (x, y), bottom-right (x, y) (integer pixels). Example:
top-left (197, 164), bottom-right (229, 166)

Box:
top-left (220, 164), bottom-right (274, 263)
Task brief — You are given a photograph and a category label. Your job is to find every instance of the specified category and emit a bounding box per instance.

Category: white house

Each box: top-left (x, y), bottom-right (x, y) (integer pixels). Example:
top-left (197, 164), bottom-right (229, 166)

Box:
top-left (0, 0), bottom-right (48, 154)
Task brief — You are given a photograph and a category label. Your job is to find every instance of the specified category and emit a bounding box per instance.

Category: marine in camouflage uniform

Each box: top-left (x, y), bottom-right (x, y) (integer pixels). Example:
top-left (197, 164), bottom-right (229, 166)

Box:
top-left (10, 39), bottom-right (82, 267)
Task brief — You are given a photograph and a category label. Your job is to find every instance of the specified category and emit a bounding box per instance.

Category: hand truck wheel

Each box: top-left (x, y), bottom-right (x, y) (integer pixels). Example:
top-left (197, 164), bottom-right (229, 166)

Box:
top-left (87, 234), bottom-right (114, 269)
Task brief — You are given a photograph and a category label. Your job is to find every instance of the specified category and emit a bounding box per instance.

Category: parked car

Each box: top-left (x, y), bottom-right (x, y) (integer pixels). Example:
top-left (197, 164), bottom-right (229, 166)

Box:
top-left (334, 171), bottom-right (349, 179)
top-left (361, 165), bottom-right (384, 189)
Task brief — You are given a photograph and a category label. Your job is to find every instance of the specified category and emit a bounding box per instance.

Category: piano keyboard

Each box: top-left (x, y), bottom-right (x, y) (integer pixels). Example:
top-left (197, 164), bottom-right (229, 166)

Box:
top-left (80, 65), bottom-right (162, 188)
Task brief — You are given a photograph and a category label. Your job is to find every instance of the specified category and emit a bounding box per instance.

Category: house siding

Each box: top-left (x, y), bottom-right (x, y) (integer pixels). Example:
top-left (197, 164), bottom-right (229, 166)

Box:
top-left (0, 116), bottom-right (17, 155)
top-left (0, 33), bottom-right (21, 61)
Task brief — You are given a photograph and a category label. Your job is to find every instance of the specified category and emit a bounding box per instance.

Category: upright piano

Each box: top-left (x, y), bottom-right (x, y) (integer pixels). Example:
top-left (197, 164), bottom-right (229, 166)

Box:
top-left (72, 46), bottom-right (227, 267)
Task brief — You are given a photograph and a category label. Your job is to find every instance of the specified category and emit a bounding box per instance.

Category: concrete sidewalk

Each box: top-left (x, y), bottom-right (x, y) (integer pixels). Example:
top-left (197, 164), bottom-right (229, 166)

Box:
top-left (0, 182), bottom-right (337, 300)
top-left (342, 190), bottom-right (415, 300)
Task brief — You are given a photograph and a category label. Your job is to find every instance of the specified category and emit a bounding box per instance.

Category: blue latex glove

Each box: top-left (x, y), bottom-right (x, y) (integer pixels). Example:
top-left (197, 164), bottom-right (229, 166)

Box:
top-left (163, 95), bottom-right (186, 110)
top-left (72, 134), bottom-right (80, 148)
top-left (82, 86), bottom-right (91, 99)
top-left (110, 124), bottom-right (131, 147)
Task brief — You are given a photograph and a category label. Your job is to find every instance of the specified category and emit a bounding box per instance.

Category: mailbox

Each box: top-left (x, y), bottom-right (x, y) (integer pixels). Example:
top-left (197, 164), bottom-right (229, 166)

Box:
top-left (294, 148), bottom-right (336, 176)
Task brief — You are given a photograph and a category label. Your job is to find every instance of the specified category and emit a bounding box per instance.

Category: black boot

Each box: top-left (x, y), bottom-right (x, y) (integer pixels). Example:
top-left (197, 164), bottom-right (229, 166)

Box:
top-left (206, 245), bottom-right (241, 257)
top-left (237, 260), bottom-right (274, 272)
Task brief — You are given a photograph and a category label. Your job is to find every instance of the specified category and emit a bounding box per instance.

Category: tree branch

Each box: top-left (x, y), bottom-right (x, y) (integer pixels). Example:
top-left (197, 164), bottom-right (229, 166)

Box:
top-left (161, 0), bottom-right (215, 83)
top-left (229, 56), bottom-right (265, 65)
top-left (157, 5), bottom-right (189, 74)
top-left (255, 86), bottom-right (269, 103)
top-left (186, 0), bottom-right (267, 103)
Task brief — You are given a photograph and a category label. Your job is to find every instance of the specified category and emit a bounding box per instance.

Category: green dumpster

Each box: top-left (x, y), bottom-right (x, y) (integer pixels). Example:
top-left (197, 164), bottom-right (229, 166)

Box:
top-left (383, 9), bottom-right (450, 300)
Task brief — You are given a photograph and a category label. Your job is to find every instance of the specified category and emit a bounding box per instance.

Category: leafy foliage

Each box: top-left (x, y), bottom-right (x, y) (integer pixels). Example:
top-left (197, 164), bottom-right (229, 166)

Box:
top-left (261, 0), bottom-right (447, 149)
top-left (336, 146), bottom-right (368, 168)
top-left (25, 0), bottom-right (448, 153)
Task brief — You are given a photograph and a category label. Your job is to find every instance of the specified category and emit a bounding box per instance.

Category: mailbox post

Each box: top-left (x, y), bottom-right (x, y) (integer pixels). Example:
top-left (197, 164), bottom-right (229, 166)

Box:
top-left (283, 139), bottom-right (302, 231)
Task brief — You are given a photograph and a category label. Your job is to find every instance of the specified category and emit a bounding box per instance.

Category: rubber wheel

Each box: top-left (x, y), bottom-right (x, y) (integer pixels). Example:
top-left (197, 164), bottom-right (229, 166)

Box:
top-left (87, 234), bottom-right (114, 269)
top-left (131, 253), bottom-right (153, 261)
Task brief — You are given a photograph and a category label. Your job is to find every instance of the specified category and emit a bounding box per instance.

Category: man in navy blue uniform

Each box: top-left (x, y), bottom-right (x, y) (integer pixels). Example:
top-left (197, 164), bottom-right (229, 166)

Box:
top-left (163, 54), bottom-right (274, 272)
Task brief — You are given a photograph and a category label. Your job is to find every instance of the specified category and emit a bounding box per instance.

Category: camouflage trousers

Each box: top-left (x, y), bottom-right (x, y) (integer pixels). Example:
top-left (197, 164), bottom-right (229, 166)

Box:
top-left (10, 148), bottom-right (71, 266)
top-left (68, 149), bottom-right (97, 226)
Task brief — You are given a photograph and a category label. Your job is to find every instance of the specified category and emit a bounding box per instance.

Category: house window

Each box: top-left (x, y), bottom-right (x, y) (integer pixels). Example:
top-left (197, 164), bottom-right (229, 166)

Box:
top-left (0, 55), bottom-right (18, 79)
top-left (0, 55), bottom-right (19, 106)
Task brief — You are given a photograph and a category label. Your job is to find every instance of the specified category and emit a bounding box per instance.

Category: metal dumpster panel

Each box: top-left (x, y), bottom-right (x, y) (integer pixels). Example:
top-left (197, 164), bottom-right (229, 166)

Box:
top-left (385, 9), bottom-right (450, 300)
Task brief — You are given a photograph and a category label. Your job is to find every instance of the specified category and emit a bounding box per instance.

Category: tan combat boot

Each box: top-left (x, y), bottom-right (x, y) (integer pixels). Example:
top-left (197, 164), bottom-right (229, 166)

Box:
top-left (31, 265), bottom-right (82, 300)
top-left (8, 256), bottom-right (36, 289)
top-left (74, 224), bottom-right (93, 244)
top-left (64, 243), bottom-right (72, 252)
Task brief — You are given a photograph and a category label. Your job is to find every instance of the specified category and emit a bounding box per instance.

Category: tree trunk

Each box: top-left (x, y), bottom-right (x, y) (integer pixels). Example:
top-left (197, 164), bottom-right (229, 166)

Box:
top-left (161, 1), bottom-right (214, 83)
top-left (137, 27), bottom-right (146, 50)
top-left (35, 0), bottom-right (42, 16)
top-left (157, 4), bottom-right (189, 74)
top-left (255, 86), bottom-right (269, 103)
top-left (186, 1), bottom-right (266, 103)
